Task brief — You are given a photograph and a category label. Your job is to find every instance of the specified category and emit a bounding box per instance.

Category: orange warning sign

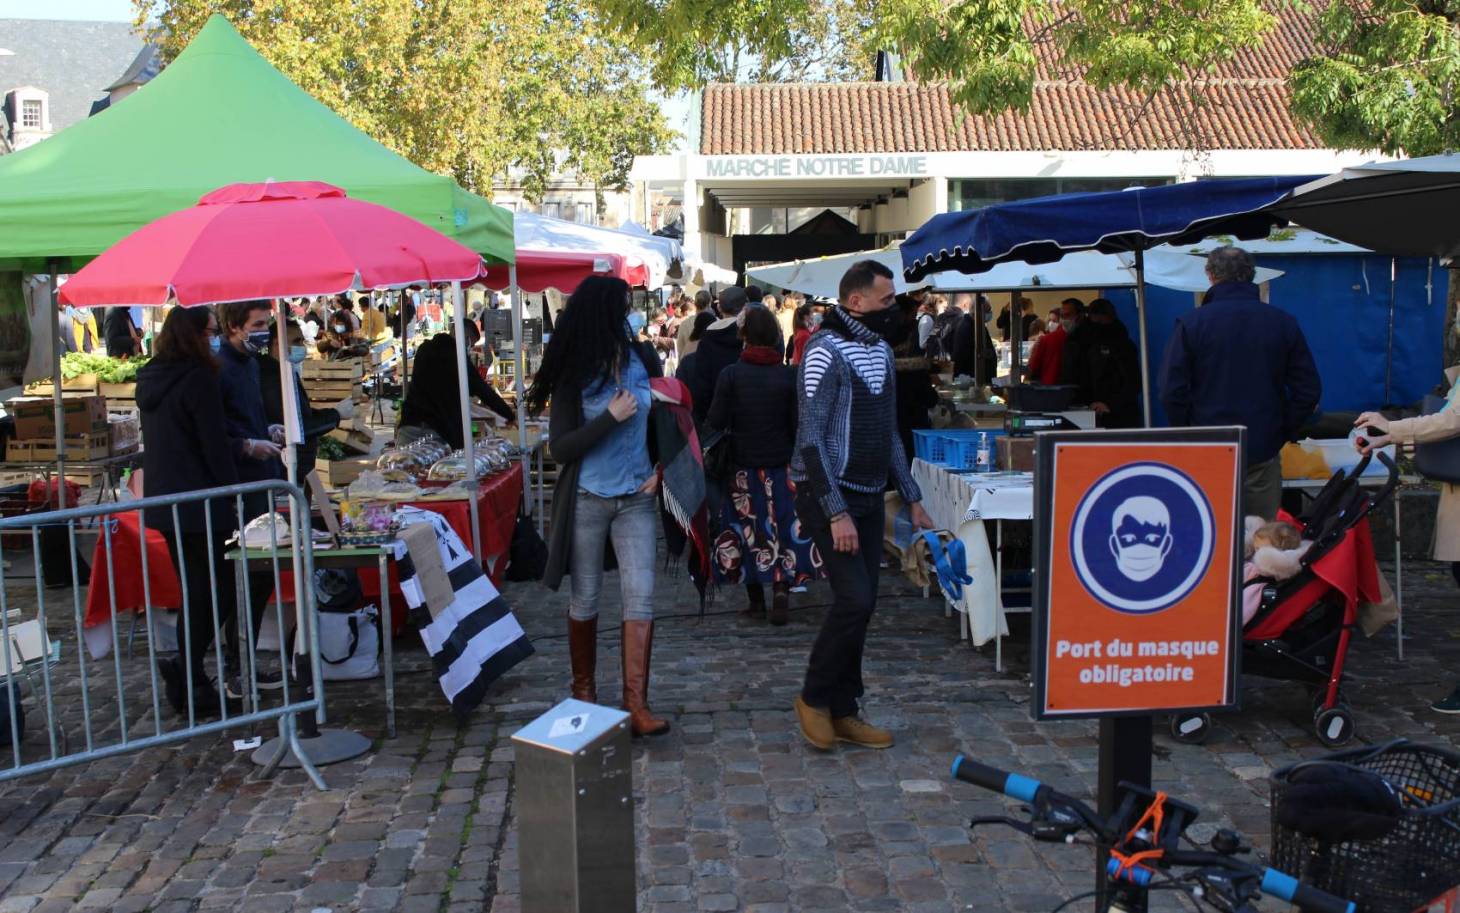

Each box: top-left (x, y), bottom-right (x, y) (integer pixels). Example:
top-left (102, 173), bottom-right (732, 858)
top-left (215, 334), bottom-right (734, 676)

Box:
top-left (1033, 430), bottom-right (1242, 719)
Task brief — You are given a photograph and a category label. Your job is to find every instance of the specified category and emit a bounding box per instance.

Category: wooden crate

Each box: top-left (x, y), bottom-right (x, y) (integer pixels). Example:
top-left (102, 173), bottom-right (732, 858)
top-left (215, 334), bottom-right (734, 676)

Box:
top-left (28, 432), bottom-right (110, 462)
top-left (25, 374), bottom-right (101, 396)
top-left (302, 360), bottom-right (364, 382)
top-left (317, 455), bottom-right (375, 487)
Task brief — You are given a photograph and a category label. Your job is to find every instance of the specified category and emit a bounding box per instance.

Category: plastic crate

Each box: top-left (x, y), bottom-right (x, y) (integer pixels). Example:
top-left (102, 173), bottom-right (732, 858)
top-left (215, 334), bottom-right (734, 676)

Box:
top-left (912, 429), bottom-right (950, 464)
top-left (1270, 740), bottom-right (1460, 913)
top-left (943, 429), bottom-right (1006, 471)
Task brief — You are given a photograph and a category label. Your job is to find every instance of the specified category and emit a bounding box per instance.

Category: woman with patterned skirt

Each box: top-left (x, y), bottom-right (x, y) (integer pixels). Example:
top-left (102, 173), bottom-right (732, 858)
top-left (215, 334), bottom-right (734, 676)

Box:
top-left (706, 307), bottom-right (822, 624)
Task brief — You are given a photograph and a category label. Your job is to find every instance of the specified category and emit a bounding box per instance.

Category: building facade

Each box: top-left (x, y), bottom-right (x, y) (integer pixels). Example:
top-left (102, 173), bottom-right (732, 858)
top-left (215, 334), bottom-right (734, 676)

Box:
top-left (627, 11), bottom-right (1385, 277)
top-left (0, 19), bottom-right (156, 153)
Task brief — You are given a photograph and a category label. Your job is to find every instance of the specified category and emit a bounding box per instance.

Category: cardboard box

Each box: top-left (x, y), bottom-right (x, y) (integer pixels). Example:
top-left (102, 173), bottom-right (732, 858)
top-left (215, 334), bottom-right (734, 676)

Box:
top-left (30, 432), bottom-right (110, 462)
top-left (998, 435), bottom-right (1035, 472)
top-left (9, 394), bottom-right (108, 440)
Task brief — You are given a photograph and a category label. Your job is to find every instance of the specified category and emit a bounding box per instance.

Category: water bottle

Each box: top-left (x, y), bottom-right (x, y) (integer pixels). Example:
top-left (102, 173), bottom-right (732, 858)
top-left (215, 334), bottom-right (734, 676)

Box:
top-left (976, 433), bottom-right (992, 473)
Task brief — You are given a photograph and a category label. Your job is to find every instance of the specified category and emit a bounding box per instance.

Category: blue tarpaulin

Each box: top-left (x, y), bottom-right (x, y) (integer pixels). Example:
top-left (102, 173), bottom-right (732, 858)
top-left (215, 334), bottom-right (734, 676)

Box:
top-left (1101, 254), bottom-right (1445, 426)
top-left (901, 176), bottom-right (1318, 281)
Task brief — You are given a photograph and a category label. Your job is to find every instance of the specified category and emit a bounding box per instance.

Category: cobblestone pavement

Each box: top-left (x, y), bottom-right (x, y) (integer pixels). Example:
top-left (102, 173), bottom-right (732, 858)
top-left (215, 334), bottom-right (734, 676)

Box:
top-left (0, 543), bottom-right (1456, 913)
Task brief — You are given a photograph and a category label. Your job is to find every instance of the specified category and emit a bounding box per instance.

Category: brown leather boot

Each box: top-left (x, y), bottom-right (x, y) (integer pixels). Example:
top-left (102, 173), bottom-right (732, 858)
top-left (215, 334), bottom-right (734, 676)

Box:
top-left (568, 616), bottom-right (598, 703)
top-left (621, 620), bottom-right (670, 737)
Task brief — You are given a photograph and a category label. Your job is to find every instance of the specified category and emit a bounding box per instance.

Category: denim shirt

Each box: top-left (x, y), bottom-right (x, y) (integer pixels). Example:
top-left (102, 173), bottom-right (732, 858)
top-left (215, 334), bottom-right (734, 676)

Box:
top-left (578, 354), bottom-right (653, 497)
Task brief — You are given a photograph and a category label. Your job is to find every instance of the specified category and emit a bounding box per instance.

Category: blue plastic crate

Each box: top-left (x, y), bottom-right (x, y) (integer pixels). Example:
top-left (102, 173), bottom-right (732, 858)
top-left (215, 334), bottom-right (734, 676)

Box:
top-left (943, 429), bottom-right (1006, 471)
top-left (912, 429), bottom-right (949, 463)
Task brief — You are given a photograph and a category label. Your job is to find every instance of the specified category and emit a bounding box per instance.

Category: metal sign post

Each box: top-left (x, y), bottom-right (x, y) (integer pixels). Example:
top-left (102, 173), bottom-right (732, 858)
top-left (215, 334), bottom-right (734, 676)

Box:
top-left (1031, 427), bottom-right (1244, 912)
top-left (512, 699), bottom-right (635, 913)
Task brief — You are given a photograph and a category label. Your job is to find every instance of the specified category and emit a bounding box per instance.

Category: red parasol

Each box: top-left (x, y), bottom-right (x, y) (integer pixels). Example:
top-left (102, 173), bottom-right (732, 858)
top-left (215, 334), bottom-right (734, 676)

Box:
top-left (59, 181), bottom-right (486, 307)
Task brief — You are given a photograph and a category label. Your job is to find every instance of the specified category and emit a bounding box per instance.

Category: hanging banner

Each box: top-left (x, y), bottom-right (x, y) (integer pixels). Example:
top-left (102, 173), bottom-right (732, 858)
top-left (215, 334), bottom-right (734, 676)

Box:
top-left (1032, 428), bottom-right (1244, 719)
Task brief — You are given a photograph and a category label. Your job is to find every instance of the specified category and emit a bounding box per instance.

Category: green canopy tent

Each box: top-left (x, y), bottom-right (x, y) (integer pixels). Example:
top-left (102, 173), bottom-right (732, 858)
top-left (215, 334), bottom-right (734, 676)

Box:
top-left (0, 14), bottom-right (514, 515)
top-left (0, 14), bottom-right (514, 271)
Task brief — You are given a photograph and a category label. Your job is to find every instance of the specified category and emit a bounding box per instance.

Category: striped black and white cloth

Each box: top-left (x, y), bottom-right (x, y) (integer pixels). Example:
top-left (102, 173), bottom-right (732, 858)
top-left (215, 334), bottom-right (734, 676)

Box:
top-left (389, 507), bottom-right (534, 719)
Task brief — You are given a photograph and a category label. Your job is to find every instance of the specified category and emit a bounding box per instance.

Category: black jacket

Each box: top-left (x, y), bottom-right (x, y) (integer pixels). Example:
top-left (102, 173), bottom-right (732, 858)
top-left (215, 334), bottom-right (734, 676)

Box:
top-left (688, 318), bottom-right (743, 422)
top-left (259, 355), bottom-right (341, 476)
top-left (1064, 319), bottom-right (1142, 428)
top-left (399, 333), bottom-right (514, 449)
top-left (102, 307), bottom-right (137, 358)
top-left (543, 342), bottom-right (662, 591)
top-left (706, 357), bottom-right (797, 468)
top-left (952, 312), bottom-right (997, 384)
top-left (218, 341), bottom-right (283, 494)
top-left (137, 358), bottom-right (241, 533)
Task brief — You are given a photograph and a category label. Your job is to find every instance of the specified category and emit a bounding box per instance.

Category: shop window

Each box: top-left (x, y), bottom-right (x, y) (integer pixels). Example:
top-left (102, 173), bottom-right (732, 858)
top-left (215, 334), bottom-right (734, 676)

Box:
top-left (949, 176), bottom-right (1172, 211)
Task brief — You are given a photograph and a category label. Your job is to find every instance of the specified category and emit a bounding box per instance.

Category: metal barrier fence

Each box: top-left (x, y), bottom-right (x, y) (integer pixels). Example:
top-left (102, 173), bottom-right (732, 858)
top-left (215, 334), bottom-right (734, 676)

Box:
top-left (0, 479), bottom-right (329, 789)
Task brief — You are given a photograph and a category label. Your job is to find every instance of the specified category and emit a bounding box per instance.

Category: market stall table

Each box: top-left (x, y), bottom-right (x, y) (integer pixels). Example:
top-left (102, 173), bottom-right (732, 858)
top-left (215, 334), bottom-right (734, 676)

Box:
top-left (3, 450), bottom-right (144, 504)
top-left (227, 543), bottom-right (398, 738)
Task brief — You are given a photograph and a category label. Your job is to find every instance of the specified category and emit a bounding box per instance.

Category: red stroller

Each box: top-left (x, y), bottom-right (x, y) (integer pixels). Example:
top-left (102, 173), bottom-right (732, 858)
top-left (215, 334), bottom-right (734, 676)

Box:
top-left (1172, 451), bottom-right (1398, 748)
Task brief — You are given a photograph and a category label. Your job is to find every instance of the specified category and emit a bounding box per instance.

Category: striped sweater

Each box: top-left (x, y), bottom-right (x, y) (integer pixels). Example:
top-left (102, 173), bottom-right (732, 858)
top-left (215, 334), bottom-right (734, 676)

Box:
top-left (790, 306), bottom-right (922, 518)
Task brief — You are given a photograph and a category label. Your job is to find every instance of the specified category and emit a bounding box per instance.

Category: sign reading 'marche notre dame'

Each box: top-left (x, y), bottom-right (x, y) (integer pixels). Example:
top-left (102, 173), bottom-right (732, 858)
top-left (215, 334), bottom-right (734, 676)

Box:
top-left (702, 155), bottom-right (930, 179)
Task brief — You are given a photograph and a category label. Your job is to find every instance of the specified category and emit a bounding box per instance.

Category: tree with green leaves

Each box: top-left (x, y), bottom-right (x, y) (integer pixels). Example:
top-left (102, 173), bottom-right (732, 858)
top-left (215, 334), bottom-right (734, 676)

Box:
top-left (1290, 0), bottom-right (1460, 158)
top-left (134, 0), bottom-right (672, 205)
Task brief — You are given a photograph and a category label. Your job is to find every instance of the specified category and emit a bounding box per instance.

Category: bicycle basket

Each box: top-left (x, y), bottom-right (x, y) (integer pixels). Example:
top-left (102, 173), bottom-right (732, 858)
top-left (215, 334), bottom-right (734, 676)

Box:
top-left (1270, 740), bottom-right (1460, 913)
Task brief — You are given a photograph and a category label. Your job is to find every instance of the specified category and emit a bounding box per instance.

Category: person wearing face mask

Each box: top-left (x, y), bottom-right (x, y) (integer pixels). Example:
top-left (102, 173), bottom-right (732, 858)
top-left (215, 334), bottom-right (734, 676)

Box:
top-left (396, 321), bottom-right (514, 449)
top-left (1028, 297), bottom-right (1084, 385)
top-left (950, 293), bottom-right (997, 385)
top-left (687, 285), bottom-right (748, 424)
top-left (136, 306), bottom-right (243, 716)
top-left (215, 300), bottom-right (290, 696)
top-left (789, 260), bottom-right (933, 752)
top-left (258, 319), bottom-right (340, 479)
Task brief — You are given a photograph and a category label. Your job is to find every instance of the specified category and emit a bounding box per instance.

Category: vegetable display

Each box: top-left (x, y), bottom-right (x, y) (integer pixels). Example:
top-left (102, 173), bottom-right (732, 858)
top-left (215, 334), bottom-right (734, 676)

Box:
top-left (58, 352), bottom-right (149, 384)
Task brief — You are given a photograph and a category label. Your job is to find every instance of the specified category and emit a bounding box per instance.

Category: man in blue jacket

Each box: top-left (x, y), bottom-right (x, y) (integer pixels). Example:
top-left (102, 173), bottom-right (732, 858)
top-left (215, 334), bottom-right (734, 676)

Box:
top-left (1159, 247), bottom-right (1321, 520)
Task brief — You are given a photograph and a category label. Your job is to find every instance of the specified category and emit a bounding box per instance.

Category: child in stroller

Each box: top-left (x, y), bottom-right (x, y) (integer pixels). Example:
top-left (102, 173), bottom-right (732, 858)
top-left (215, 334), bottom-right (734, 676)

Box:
top-left (1172, 452), bottom-right (1398, 749)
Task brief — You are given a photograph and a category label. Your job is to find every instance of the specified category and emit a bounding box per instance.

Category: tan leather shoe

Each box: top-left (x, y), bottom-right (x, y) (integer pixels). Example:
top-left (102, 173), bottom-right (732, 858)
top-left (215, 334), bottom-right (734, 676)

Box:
top-left (794, 696), bottom-right (835, 750)
top-left (832, 714), bottom-right (893, 749)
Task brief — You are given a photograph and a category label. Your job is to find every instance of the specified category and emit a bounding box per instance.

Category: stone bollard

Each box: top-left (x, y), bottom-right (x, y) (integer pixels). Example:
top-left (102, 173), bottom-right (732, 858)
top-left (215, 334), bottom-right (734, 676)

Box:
top-left (511, 699), bottom-right (635, 913)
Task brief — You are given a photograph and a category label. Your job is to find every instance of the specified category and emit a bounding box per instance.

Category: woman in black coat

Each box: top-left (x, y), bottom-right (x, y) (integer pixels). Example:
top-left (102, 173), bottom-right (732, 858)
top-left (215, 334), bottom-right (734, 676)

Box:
top-left (136, 305), bottom-right (243, 717)
top-left (705, 307), bottom-right (816, 625)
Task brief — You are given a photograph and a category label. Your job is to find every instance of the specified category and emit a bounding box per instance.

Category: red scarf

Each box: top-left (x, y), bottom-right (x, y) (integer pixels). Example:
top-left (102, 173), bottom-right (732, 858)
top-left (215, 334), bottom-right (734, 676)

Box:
top-left (740, 345), bottom-right (782, 366)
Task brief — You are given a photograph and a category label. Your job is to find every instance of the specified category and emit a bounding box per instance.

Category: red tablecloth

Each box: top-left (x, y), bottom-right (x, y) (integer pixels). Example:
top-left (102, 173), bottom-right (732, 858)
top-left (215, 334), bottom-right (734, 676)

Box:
top-left (81, 464), bottom-right (523, 635)
top-left (84, 511), bottom-right (182, 628)
top-left (358, 463), bottom-right (522, 632)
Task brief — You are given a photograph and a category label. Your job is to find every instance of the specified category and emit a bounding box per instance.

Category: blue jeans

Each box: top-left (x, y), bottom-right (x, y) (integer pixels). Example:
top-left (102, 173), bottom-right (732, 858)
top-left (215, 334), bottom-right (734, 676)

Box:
top-left (568, 490), bottom-right (657, 622)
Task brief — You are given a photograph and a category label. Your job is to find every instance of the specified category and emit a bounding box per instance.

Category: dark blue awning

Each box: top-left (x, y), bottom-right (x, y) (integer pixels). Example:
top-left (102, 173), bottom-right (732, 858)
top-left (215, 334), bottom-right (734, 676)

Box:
top-left (901, 176), bottom-right (1318, 281)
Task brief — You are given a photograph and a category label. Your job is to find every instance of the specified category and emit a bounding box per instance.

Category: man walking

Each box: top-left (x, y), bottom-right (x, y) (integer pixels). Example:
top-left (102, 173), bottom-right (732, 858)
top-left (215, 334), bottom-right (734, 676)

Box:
top-left (1160, 246), bottom-right (1321, 520)
top-left (790, 260), bottom-right (932, 750)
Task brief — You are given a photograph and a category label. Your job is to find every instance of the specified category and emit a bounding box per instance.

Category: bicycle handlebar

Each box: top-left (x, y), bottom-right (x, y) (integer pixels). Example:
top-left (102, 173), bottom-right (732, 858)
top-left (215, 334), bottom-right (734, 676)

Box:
top-left (951, 754), bottom-right (1043, 803)
top-left (949, 754), bottom-right (1356, 913)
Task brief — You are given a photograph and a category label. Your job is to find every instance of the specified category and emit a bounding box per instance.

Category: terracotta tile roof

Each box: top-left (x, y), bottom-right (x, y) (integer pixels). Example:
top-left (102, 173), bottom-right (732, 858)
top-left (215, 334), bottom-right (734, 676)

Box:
top-left (700, 9), bottom-right (1324, 155)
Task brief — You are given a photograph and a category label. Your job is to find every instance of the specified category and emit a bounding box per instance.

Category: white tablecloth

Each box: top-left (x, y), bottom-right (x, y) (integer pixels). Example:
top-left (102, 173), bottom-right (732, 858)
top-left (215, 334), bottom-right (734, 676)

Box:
top-left (912, 460), bottom-right (1035, 645)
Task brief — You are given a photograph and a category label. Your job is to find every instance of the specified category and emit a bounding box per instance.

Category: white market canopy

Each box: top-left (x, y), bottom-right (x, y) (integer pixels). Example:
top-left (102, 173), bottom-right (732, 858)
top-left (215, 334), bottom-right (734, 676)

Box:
top-left (746, 245), bottom-right (1283, 299)
top-left (513, 212), bottom-right (682, 289)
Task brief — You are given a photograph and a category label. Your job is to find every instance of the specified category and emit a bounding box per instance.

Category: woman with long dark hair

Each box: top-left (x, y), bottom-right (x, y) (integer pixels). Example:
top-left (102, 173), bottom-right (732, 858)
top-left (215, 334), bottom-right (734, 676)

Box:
top-left (706, 307), bottom-right (816, 625)
top-left (789, 303), bottom-right (818, 366)
top-left (527, 276), bottom-right (669, 736)
top-left (135, 305), bottom-right (242, 716)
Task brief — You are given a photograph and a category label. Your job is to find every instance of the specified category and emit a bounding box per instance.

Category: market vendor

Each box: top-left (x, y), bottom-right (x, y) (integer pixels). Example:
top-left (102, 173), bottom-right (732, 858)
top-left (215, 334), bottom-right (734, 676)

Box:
top-left (259, 319), bottom-right (340, 478)
top-left (397, 321), bottom-right (514, 449)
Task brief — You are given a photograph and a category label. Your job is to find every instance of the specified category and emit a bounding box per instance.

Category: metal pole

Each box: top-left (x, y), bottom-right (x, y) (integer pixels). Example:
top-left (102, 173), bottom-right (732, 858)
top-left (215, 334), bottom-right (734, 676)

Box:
top-left (274, 298), bottom-right (315, 717)
top-left (510, 267), bottom-right (530, 510)
top-left (1385, 257), bottom-right (1398, 404)
top-left (1009, 291), bottom-right (1022, 385)
top-left (48, 268), bottom-right (66, 511)
top-left (1134, 249), bottom-right (1154, 428)
top-left (451, 281), bottom-right (483, 563)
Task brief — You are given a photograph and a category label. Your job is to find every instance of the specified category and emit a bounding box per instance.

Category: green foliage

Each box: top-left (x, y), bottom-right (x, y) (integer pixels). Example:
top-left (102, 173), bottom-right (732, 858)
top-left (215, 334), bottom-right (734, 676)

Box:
top-left (317, 436), bottom-right (347, 461)
top-left (1289, 0), bottom-right (1460, 157)
top-left (134, 0), bottom-right (673, 200)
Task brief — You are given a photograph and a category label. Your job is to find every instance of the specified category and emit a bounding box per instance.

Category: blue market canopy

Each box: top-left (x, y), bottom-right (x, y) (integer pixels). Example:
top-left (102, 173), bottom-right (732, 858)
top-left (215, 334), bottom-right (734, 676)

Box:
top-left (901, 176), bottom-right (1318, 282)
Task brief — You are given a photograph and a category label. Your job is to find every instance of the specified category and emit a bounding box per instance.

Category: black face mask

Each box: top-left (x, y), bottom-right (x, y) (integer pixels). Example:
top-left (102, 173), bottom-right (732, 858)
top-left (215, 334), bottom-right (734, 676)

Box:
top-left (851, 307), bottom-right (901, 340)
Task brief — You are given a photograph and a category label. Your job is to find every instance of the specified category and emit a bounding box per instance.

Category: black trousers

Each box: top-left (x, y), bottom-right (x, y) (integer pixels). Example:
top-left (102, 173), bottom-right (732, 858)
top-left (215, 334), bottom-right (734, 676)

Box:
top-left (164, 530), bottom-right (238, 684)
top-left (799, 488), bottom-right (885, 718)
top-left (163, 531), bottom-right (272, 681)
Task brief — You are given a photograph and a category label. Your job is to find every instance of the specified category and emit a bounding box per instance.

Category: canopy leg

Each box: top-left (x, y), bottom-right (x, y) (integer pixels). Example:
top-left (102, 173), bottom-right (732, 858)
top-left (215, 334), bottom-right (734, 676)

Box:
top-left (1134, 250), bottom-right (1154, 428)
